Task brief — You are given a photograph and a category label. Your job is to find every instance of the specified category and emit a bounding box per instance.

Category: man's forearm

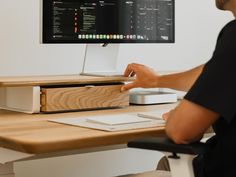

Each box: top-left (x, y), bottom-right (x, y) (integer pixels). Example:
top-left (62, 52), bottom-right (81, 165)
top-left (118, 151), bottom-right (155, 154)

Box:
top-left (157, 64), bottom-right (204, 92)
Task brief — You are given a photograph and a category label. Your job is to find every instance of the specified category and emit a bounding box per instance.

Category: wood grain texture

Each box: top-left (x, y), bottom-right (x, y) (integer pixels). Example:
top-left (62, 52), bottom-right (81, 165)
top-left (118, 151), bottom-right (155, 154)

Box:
top-left (0, 75), bottom-right (133, 87)
top-left (40, 85), bottom-right (129, 112)
top-left (0, 103), bottom-right (178, 154)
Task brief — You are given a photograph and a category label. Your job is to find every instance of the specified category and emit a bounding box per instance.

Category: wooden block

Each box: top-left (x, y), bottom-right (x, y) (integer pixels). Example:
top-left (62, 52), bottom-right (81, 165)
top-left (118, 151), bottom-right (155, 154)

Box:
top-left (0, 75), bottom-right (133, 87)
top-left (40, 84), bottom-right (129, 112)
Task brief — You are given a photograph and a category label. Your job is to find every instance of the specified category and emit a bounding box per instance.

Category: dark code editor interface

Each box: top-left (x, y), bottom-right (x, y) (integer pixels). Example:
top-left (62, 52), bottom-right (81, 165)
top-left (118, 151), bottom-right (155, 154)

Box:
top-left (43, 0), bottom-right (174, 43)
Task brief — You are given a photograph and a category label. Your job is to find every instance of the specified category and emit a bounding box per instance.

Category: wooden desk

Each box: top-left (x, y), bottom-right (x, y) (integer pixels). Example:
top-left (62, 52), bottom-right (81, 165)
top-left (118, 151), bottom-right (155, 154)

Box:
top-left (0, 103), bottom-right (178, 154)
top-left (0, 103), bottom-right (178, 176)
top-left (0, 75), bottom-right (178, 176)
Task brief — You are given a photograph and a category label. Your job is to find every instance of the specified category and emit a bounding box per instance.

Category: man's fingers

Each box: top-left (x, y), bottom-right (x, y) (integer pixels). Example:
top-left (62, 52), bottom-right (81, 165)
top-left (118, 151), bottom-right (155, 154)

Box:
top-left (121, 83), bottom-right (136, 91)
top-left (130, 71), bottom-right (136, 77)
top-left (124, 63), bottom-right (140, 77)
top-left (162, 112), bottom-right (169, 121)
top-left (124, 64), bottom-right (134, 76)
top-left (162, 110), bottom-right (174, 121)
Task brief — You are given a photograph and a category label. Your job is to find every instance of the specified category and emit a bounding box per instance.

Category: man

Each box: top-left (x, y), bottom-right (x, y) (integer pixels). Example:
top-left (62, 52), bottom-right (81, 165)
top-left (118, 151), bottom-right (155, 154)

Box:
top-left (120, 0), bottom-right (236, 177)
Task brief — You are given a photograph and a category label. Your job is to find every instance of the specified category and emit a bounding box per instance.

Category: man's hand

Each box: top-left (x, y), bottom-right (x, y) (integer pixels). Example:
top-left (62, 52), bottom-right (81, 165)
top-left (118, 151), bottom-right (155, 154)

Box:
top-left (162, 110), bottom-right (173, 121)
top-left (121, 63), bottom-right (160, 91)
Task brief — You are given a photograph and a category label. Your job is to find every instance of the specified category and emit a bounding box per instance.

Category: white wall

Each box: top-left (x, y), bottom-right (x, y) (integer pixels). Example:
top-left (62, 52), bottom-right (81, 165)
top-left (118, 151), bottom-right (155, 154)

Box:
top-left (0, 0), bottom-right (233, 76)
top-left (0, 0), bottom-right (233, 177)
top-left (0, 0), bottom-right (85, 76)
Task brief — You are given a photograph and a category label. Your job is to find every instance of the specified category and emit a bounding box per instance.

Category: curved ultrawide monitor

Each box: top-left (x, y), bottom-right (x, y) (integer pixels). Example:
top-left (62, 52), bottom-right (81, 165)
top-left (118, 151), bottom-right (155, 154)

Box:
top-left (43, 0), bottom-right (174, 43)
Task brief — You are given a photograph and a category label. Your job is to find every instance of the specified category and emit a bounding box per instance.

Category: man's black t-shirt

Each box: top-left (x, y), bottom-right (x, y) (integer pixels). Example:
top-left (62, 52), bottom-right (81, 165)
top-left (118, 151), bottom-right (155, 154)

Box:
top-left (184, 20), bottom-right (236, 177)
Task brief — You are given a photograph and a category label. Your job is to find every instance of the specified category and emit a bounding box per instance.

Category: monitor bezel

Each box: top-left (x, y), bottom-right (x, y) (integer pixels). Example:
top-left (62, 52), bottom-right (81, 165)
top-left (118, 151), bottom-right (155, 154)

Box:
top-left (42, 0), bottom-right (175, 44)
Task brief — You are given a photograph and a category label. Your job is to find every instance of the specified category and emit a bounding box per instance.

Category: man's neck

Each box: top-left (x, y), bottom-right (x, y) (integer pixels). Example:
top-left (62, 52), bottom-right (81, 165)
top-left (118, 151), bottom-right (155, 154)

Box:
top-left (232, 8), bottom-right (236, 18)
top-left (229, 1), bottom-right (236, 17)
top-left (223, 0), bottom-right (236, 17)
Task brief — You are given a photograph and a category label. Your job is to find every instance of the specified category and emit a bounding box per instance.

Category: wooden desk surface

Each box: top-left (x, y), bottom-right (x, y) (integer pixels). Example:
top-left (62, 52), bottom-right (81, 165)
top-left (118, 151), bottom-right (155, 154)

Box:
top-left (0, 104), bottom-right (177, 154)
top-left (0, 75), bottom-right (132, 87)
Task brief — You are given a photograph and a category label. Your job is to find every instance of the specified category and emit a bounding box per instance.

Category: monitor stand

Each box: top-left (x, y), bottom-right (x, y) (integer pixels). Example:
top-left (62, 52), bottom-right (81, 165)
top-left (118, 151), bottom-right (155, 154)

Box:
top-left (80, 44), bottom-right (123, 77)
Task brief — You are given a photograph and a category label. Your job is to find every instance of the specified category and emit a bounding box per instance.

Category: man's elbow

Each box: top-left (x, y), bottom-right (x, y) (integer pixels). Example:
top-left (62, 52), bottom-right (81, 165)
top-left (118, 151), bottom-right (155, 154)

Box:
top-left (165, 126), bottom-right (188, 144)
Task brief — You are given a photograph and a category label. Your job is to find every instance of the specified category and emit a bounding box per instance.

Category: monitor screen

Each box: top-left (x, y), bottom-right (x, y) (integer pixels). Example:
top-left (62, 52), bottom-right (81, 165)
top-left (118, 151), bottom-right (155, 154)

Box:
top-left (43, 0), bottom-right (174, 43)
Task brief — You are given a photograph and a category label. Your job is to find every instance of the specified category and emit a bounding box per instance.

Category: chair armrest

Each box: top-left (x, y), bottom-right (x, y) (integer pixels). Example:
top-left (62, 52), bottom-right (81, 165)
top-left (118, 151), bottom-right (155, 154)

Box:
top-left (128, 137), bottom-right (208, 155)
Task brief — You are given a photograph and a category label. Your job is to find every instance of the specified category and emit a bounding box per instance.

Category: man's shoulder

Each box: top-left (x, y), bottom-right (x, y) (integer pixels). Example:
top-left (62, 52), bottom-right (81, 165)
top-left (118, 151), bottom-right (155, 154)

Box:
top-left (222, 20), bottom-right (236, 34)
top-left (217, 20), bottom-right (236, 45)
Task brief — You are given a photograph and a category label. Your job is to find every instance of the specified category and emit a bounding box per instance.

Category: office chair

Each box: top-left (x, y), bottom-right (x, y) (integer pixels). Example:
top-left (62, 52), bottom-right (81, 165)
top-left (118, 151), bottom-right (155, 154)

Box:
top-left (128, 137), bottom-right (208, 177)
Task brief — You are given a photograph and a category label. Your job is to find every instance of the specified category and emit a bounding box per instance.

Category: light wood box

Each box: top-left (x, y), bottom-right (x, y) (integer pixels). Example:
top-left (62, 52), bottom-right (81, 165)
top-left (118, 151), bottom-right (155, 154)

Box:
top-left (40, 84), bottom-right (129, 112)
top-left (0, 75), bottom-right (132, 113)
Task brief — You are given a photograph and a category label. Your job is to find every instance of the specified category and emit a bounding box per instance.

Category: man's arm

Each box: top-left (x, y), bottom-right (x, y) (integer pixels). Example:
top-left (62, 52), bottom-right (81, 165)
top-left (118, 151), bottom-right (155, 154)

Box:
top-left (165, 99), bottom-right (219, 144)
top-left (158, 65), bottom-right (204, 91)
top-left (121, 63), bottom-right (215, 144)
top-left (121, 63), bottom-right (204, 92)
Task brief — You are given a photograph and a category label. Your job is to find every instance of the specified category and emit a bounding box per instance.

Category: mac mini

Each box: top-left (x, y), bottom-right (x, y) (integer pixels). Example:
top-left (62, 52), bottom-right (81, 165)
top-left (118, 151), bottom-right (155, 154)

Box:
top-left (129, 91), bottom-right (177, 105)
